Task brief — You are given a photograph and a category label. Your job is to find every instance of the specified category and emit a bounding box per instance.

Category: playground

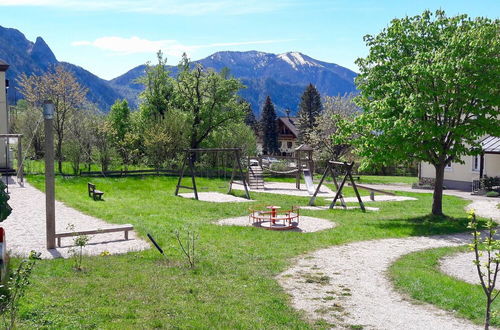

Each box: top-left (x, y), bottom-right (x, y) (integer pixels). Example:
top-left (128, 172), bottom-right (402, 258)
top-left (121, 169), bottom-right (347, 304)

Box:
top-left (1, 171), bottom-right (498, 328)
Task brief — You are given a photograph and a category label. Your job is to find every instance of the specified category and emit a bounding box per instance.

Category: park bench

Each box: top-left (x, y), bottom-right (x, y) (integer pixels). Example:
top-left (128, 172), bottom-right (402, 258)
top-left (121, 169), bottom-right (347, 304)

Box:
top-left (88, 182), bottom-right (104, 200)
top-left (55, 224), bottom-right (134, 247)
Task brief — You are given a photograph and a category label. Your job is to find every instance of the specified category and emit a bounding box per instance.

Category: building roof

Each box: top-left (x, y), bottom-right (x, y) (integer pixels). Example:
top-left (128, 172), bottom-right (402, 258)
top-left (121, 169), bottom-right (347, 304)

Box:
top-left (0, 59), bottom-right (9, 72)
top-left (278, 116), bottom-right (299, 137)
top-left (480, 136), bottom-right (500, 154)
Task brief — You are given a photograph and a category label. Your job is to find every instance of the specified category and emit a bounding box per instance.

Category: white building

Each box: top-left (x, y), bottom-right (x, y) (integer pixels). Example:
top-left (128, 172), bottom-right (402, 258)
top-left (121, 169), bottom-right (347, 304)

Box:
top-left (419, 136), bottom-right (500, 191)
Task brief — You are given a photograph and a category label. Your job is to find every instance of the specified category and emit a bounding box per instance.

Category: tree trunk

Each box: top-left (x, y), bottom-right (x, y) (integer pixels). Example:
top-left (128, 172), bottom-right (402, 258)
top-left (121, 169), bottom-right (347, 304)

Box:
top-left (432, 163), bottom-right (446, 216)
top-left (485, 297), bottom-right (491, 330)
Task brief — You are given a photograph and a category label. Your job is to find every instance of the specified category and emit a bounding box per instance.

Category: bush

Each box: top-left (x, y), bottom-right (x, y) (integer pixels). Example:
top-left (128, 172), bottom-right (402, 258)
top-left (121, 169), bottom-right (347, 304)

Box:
top-left (481, 176), bottom-right (500, 191)
top-left (485, 191), bottom-right (500, 198)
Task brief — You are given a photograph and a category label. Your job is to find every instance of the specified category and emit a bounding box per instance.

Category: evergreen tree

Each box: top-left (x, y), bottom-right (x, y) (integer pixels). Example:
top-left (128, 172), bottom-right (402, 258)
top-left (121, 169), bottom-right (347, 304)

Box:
top-left (297, 83), bottom-right (323, 143)
top-left (260, 96), bottom-right (279, 155)
top-left (243, 101), bottom-right (258, 133)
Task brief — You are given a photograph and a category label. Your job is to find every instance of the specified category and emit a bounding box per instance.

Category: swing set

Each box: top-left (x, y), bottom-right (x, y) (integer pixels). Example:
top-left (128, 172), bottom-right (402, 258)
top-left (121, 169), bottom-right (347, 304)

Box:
top-left (175, 148), bottom-right (250, 200)
top-left (309, 160), bottom-right (366, 212)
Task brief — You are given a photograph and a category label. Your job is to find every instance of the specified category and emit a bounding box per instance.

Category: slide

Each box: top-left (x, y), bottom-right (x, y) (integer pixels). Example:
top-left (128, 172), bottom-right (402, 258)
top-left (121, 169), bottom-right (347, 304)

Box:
top-left (302, 169), bottom-right (315, 195)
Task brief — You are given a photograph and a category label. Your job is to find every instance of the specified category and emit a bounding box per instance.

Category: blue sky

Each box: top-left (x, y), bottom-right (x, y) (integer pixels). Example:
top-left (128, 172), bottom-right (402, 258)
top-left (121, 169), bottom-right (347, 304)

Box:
top-left (0, 0), bottom-right (498, 80)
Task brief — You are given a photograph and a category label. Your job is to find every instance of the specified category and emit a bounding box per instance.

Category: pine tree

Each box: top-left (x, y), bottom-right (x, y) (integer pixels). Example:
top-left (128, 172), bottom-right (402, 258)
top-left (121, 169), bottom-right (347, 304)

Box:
top-left (297, 83), bottom-right (323, 143)
top-left (260, 96), bottom-right (279, 155)
top-left (243, 102), bottom-right (258, 133)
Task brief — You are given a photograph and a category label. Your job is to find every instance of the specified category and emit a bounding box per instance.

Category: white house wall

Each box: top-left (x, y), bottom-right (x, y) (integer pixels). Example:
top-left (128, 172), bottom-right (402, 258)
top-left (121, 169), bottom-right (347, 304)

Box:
top-left (420, 153), bottom-right (500, 191)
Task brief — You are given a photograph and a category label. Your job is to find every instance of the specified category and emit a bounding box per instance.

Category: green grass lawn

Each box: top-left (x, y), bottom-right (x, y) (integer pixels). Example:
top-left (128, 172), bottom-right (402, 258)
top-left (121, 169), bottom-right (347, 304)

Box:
top-left (15, 175), bottom-right (477, 328)
top-left (390, 246), bottom-right (499, 326)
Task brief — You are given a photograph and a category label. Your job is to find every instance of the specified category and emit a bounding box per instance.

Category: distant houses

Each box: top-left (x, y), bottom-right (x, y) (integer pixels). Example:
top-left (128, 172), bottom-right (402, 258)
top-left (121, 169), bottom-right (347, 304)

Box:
top-left (257, 116), bottom-right (300, 156)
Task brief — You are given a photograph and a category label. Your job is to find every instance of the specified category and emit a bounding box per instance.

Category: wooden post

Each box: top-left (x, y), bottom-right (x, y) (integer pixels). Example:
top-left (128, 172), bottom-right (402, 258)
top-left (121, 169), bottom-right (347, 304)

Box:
top-left (234, 150), bottom-right (250, 199)
top-left (44, 102), bottom-right (56, 249)
top-left (309, 166), bottom-right (328, 206)
top-left (174, 152), bottom-right (188, 196)
top-left (296, 151), bottom-right (300, 190)
top-left (17, 136), bottom-right (23, 185)
top-left (188, 152), bottom-right (198, 200)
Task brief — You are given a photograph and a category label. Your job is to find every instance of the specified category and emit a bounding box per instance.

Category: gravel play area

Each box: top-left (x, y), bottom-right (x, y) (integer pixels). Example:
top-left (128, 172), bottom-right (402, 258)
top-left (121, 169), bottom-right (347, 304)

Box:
top-left (279, 233), bottom-right (482, 330)
top-left (300, 205), bottom-right (380, 211)
top-left (3, 181), bottom-right (149, 259)
top-left (232, 181), bottom-right (337, 197)
top-left (326, 195), bottom-right (417, 203)
top-left (215, 215), bottom-right (336, 233)
top-left (178, 192), bottom-right (254, 202)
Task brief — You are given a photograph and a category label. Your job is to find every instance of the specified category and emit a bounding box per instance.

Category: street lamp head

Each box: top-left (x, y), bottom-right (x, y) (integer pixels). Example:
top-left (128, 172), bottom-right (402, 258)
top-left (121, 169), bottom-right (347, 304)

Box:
top-left (42, 100), bottom-right (54, 119)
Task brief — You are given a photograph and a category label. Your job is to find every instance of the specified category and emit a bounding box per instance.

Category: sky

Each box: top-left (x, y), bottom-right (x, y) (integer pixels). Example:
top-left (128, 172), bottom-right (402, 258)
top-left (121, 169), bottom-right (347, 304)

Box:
top-left (0, 0), bottom-right (498, 80)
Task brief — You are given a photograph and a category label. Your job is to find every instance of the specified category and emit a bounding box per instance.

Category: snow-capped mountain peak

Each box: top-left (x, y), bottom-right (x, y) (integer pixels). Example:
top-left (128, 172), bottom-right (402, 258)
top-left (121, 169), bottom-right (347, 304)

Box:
top-left (277, 52), bottom-right (323, 70)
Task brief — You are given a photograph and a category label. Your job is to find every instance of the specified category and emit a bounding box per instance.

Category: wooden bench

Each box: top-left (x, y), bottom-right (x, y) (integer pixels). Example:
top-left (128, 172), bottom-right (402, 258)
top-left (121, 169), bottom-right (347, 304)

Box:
top-left (55, 224), bottom-right (134, 247)
top-left (88, 182), bottom-right (104, 200)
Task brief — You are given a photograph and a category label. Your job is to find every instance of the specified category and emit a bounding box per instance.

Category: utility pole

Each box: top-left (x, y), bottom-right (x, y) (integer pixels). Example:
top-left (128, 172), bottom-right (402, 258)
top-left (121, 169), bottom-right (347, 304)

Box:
top-left (43, 100), bottom-right (56, 249)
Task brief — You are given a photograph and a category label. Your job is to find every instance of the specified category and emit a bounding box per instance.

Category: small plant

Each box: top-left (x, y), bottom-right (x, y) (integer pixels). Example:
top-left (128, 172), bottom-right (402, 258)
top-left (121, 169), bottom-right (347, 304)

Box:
top-left (0, 180), bottom-right (12, 222)
top-left (173, 229), bottom-right (199, 268)
top-left (67, 224), bottom-right (90, 271)
top-left (485, 191), bottom-right (499, 198)
top-left (0, 251), bottom-right (41, 329)
top-left (467, 209), bottom-right (499, 330)
top-left (100, 250), bottom-right (110, 257)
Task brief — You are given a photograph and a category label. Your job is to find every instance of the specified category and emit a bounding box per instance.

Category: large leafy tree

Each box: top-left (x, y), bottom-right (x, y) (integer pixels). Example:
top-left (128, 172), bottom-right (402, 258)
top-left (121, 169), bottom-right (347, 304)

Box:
top-left (107, 99), bottom-right (137, 168)
top-left (138, 51), bottom-right (173, 118)
top-left (310, 94), bottom-right (359, 161)
top-left (297, 83), bottom-right (322, 143)
top-left (260, 96), bottom-right (279, 155)
top-left (338, 10), bottom-right (500, 215)
top-left (173, 54), bottom-right (246, 151)
top-left (18, 65), bottom-right (88, 174)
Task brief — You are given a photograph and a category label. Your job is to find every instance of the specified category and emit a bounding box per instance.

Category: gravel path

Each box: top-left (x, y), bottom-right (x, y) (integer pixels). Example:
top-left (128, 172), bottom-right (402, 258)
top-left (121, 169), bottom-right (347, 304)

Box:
top-left (3, 181), bottom-right (149, 259)
top-left (178, 192), bottom-right (254, 202)
top-left (216, 216), bottom-right (336, 233)
top-left (279, 233), bottom-right (483, 329)
top-left (440, 251), bottom-right (484, 285)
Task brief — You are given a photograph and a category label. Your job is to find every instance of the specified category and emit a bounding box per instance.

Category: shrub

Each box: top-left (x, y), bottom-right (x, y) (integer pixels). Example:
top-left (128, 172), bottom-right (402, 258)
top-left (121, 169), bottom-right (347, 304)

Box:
top-left (481, 176), bottom-right (500, 191)
top-left (485, 191), bottom-right (500, 198)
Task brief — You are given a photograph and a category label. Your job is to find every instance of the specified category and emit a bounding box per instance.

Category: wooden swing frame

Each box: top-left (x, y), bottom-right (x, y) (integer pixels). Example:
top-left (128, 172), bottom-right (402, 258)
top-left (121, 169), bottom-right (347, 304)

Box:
top-left (175, 148), bottom-right (250, 200)
top-left (308, 160), bottom-right (365, 212)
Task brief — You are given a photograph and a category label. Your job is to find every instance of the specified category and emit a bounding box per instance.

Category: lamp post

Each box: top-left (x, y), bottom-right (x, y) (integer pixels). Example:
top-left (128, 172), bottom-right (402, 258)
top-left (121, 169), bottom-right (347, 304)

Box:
top-left (43, 100), bottom-right (56, 249)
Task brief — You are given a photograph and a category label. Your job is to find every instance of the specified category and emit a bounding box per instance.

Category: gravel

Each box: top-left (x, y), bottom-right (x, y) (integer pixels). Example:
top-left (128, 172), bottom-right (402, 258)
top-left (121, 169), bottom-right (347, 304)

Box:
top-left (325, 195), bottom-right (417, 203)
top-left (278, 233), bottom-right (484, 330)
top-left (216, 215), bottom-right (336, 233)
top-left (3, 181), bottom-right (149, 259)
top-left (232, 181), bottom-right (337, 197)
top-left (440, 251), bottom-right (485, 285)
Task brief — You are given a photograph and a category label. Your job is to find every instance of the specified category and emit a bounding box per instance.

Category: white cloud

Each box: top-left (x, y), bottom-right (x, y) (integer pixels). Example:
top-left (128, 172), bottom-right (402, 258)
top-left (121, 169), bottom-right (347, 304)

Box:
top-left (71, 36), bottom-right (293, 57)
top-left (0, 0), bottom-right (294, 15)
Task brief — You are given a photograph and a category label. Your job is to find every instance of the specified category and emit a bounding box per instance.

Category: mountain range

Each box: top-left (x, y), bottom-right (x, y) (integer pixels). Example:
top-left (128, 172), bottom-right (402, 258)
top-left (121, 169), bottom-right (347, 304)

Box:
top-left (1, 25), bottom-right (358, 115)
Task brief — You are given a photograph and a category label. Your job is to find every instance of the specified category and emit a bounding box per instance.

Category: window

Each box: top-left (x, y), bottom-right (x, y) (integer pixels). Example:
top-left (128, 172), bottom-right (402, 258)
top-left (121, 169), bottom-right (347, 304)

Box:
top-left (287, 142), bottom-right (293, 149)
top-left (278, 141), bottom-right (282, 149)
top-left (445, 162), bottom-right (452, 171)
top-left (472, 155), bottom-right (482, 172)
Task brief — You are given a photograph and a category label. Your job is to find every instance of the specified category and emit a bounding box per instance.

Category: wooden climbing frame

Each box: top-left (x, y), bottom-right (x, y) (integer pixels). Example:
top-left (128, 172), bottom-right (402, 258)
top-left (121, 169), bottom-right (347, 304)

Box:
top-left (309, 160), bottom-right (365, 212)
top-left (175, 148), bottom-right (250, 200)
